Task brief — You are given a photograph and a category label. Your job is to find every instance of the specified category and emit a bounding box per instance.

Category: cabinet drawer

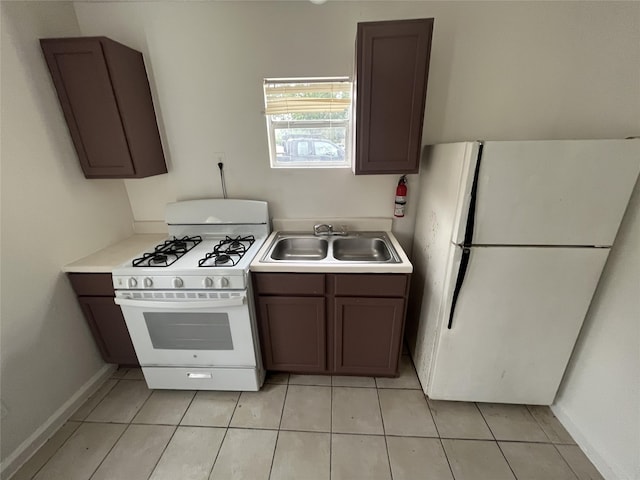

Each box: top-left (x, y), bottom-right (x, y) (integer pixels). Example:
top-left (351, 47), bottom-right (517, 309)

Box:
top-left (253, 273), bottom-right (325, 296)
top-left (68, 273), bottom-right (115, 296)
top-left (332, 274), bottom-right (407, 297)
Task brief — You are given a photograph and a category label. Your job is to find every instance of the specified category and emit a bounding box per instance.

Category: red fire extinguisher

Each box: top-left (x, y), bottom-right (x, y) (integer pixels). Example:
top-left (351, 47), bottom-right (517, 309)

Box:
top-left (394, 175), bottom-right (408, 217)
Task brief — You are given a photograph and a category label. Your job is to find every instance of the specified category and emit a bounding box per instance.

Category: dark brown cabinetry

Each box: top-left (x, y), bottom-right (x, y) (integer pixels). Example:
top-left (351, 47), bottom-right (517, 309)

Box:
top-left (333, 297), bottom-right (405, 376)
top-left (68, 273), bottom-right (139, 365)
top-left (355, 19), bottom-right (433, 175)
top-left (253, 272), bottom-right (410, 376)
top-left (258, 297), bottom-right (326, 372)
top-left (41, 37), bottom-right (167, 179)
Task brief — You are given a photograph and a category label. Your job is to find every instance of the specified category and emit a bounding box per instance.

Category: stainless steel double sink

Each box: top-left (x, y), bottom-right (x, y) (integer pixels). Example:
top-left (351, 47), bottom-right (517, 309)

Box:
top-left (262, 232), bottom-right (401, 264)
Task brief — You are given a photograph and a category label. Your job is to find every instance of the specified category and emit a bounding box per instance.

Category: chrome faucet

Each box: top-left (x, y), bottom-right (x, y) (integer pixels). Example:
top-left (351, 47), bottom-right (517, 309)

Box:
top-left (314, 224), bottom-right (333, 236)
top-left (314, 224), bottom-right (348, 236)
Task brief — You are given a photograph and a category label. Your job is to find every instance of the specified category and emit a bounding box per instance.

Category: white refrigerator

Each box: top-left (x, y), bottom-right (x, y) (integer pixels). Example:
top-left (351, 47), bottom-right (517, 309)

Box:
top-left (407, 139), bottom-right (640, 405)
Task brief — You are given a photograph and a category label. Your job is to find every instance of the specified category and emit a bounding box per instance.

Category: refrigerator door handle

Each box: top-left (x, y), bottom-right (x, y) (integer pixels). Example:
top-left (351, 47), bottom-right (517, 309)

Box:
top-left (448, 247), bottom-right (471, 329)
top-left (462, 144), bottom-right (483, 246)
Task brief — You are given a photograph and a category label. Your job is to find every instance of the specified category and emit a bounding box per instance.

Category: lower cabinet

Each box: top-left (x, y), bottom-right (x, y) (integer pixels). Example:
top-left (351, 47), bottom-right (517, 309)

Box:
top-left (258, 297), bottom-right (326, 372)
top-left (68, 273), bottom-right (139, 365)
top-left (333, 297), bottom-right (405, 376)
top-left (253, 272), bottom-right (409, 376)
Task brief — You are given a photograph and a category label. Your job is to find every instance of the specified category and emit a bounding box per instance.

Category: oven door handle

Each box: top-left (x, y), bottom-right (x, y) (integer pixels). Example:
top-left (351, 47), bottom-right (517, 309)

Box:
top-left (114, 296), bottom-right (246, 309)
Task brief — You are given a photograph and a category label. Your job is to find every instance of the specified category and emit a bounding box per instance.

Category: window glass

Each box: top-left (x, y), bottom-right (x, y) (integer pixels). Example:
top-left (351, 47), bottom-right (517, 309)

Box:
top-left (263, 78), bottom-right (352, 168)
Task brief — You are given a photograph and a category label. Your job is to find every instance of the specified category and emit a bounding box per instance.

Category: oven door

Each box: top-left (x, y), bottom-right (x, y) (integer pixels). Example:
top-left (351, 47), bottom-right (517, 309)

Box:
top-left (114, 292), bottom-right (256, 367)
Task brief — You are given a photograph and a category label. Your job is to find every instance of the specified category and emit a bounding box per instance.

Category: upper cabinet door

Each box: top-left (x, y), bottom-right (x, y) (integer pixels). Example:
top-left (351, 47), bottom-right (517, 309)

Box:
top-left (355, 19), bottom-right (433, 175)
top-left (41, 37), bottom-right (167, 179)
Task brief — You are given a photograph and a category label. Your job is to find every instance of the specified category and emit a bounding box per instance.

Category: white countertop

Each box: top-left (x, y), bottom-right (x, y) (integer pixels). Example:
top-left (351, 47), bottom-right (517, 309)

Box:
top-left (63, 234), bottom-right (167, 273)
top-left (250, 231), bottom-right (413, 274)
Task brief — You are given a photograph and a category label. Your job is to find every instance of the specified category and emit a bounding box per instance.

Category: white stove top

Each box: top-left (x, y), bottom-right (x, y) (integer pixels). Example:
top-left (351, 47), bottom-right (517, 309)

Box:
top-left (112, 199), bottom-right (270, 291)
top-left (113, 233), bottom-right (267, 290)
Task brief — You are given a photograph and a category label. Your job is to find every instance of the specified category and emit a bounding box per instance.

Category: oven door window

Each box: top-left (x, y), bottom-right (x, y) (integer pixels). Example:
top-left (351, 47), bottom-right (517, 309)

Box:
top-left (144, 312), bottom-right (233, 350)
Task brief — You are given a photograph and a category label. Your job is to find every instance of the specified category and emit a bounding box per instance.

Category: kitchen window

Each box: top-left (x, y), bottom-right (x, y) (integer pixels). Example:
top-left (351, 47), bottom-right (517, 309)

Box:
top-left (263, 77), bottom-right (352, 168)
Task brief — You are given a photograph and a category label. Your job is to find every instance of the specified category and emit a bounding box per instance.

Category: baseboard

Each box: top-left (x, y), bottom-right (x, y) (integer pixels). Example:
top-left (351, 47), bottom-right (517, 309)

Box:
top-left (0, 364), bottom-right (116, 480)
top-left (551, 404), bottom-right (623, 480)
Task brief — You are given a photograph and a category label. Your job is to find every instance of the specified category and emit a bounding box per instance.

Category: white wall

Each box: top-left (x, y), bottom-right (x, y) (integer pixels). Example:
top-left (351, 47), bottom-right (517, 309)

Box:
top-left (553, 177), bottom-right (640, 480)
top-left (0, 1), bottom-right (135, 469)
top-left (72, 0), bottom-right (640, 254)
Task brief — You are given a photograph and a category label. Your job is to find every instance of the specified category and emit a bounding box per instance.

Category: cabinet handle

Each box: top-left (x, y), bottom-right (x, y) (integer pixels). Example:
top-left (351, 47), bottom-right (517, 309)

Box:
top-left (186, 372), bottom-right (212, 379)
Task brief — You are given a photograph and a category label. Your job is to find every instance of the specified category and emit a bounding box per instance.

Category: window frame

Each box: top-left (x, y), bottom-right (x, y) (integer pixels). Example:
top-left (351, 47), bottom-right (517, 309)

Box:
top-left (263, 77), bottom-right (353, 169)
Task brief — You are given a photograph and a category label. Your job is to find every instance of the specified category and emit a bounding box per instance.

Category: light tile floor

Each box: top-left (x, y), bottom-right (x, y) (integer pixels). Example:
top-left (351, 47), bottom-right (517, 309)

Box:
top-left (12, 356), bottom-right (604, 480)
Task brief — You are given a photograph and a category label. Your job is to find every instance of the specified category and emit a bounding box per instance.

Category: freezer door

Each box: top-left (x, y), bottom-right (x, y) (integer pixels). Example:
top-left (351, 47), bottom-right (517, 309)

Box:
top-left (471, 140), bottom-right (640, 246)
top-left (428, 245), bottom-right (609, 405)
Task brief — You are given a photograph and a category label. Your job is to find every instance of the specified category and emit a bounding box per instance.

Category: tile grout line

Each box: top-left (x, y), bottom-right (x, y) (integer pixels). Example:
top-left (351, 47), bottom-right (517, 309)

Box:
top-left (477, 405), bottom-right (519, 480)
top-left (143, 425), bottom-right (178, 480)
top-left (375, 384), bottom-right (394, 479)
top-left (329, 382), bottom-right (333, 480)
top-left (128, 382), bottom-right (155, 424)
top-left (88, 377), bottom-right (153, 480)
top-left (494, 441), bottom-right (519, 480)
top-left (550, 443), bottom-right (582, 480)
top-left (524, 404), bottom-right (553, 443)
top-left (75, 377), bottom-right (120, 421)
top-left (267, 380), bottom-right (289, 480)
top-left (475, 403), bottom-right (497, 442)
top-left (44, 422), bottom-right (569, 443)
top-left (423, 394), bottom-right (457, 480)
top-left (144, 390), bottom-right (198, 479)
top-left (424, 396), bottom-right (442, 438)
top-left (206, 390), bottom-right (242, 479)
top-left (86, 422), bottom-right (130, 480)
top-left (528, 406), bottom-right (582, 477)
top-left (24, 420), bottom-right (83, 480)
top-left (438, 438), bottom-right (457, 480)
top-left (526, 404), bottom-right (577, 446)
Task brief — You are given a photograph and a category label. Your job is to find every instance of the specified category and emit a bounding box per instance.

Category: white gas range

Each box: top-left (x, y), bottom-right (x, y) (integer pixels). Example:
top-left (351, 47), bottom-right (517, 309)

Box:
top-left (112, 199), bottom-right (270, 391)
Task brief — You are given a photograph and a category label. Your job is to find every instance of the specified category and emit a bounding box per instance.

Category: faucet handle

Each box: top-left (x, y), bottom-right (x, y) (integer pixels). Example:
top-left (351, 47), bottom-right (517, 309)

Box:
top-left (314, 224), bottom-right (333, 235)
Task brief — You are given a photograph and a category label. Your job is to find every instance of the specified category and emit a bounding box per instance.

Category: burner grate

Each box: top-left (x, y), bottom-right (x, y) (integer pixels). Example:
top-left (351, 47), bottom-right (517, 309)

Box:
top-left (198, 235), bottom-right (255, 267)
top-left (132, 235), bottom-right (202, 267)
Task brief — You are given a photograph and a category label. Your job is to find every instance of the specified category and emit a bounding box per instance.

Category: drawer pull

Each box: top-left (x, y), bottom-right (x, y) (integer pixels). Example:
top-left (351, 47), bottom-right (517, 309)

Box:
top-left (186, 372), bottom-right (212, 379)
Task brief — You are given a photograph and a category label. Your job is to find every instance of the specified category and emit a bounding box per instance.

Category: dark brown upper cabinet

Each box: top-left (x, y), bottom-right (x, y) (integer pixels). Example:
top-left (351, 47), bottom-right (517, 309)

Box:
top-left (355, 19), bottom-right (433, 175)
top-left (40, 37), bottom-right (167, 179)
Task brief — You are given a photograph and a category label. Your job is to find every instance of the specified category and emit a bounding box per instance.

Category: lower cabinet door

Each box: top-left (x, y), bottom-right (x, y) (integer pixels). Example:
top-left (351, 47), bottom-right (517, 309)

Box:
top-left (79, 296), bottom-right (139, 365)
top-left (333, 297), bottom-right (404, 376)
top-left (257, 296), bottom-right (326, 373)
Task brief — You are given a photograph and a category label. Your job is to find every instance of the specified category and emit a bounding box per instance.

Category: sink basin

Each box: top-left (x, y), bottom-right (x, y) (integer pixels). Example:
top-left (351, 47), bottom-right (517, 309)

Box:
top-left (261, 232), bottom-right (402, 265)
top-left (333, 237), bottom-right (393, 262)
top-left (270, 237), bottom-right (328, 261)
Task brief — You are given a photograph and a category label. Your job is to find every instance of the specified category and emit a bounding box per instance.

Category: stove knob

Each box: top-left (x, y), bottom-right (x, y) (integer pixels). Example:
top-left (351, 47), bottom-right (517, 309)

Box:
top-left (203, 277), bottom-right (214, 288)
top-left (218, 277), bottom-right (230, 288)
top-left (172, 277), bottom-right (184, 288)
top-left (128, 277), bottom-right (138, 288)
top-left (144, 277), bottom-right (153, 288)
